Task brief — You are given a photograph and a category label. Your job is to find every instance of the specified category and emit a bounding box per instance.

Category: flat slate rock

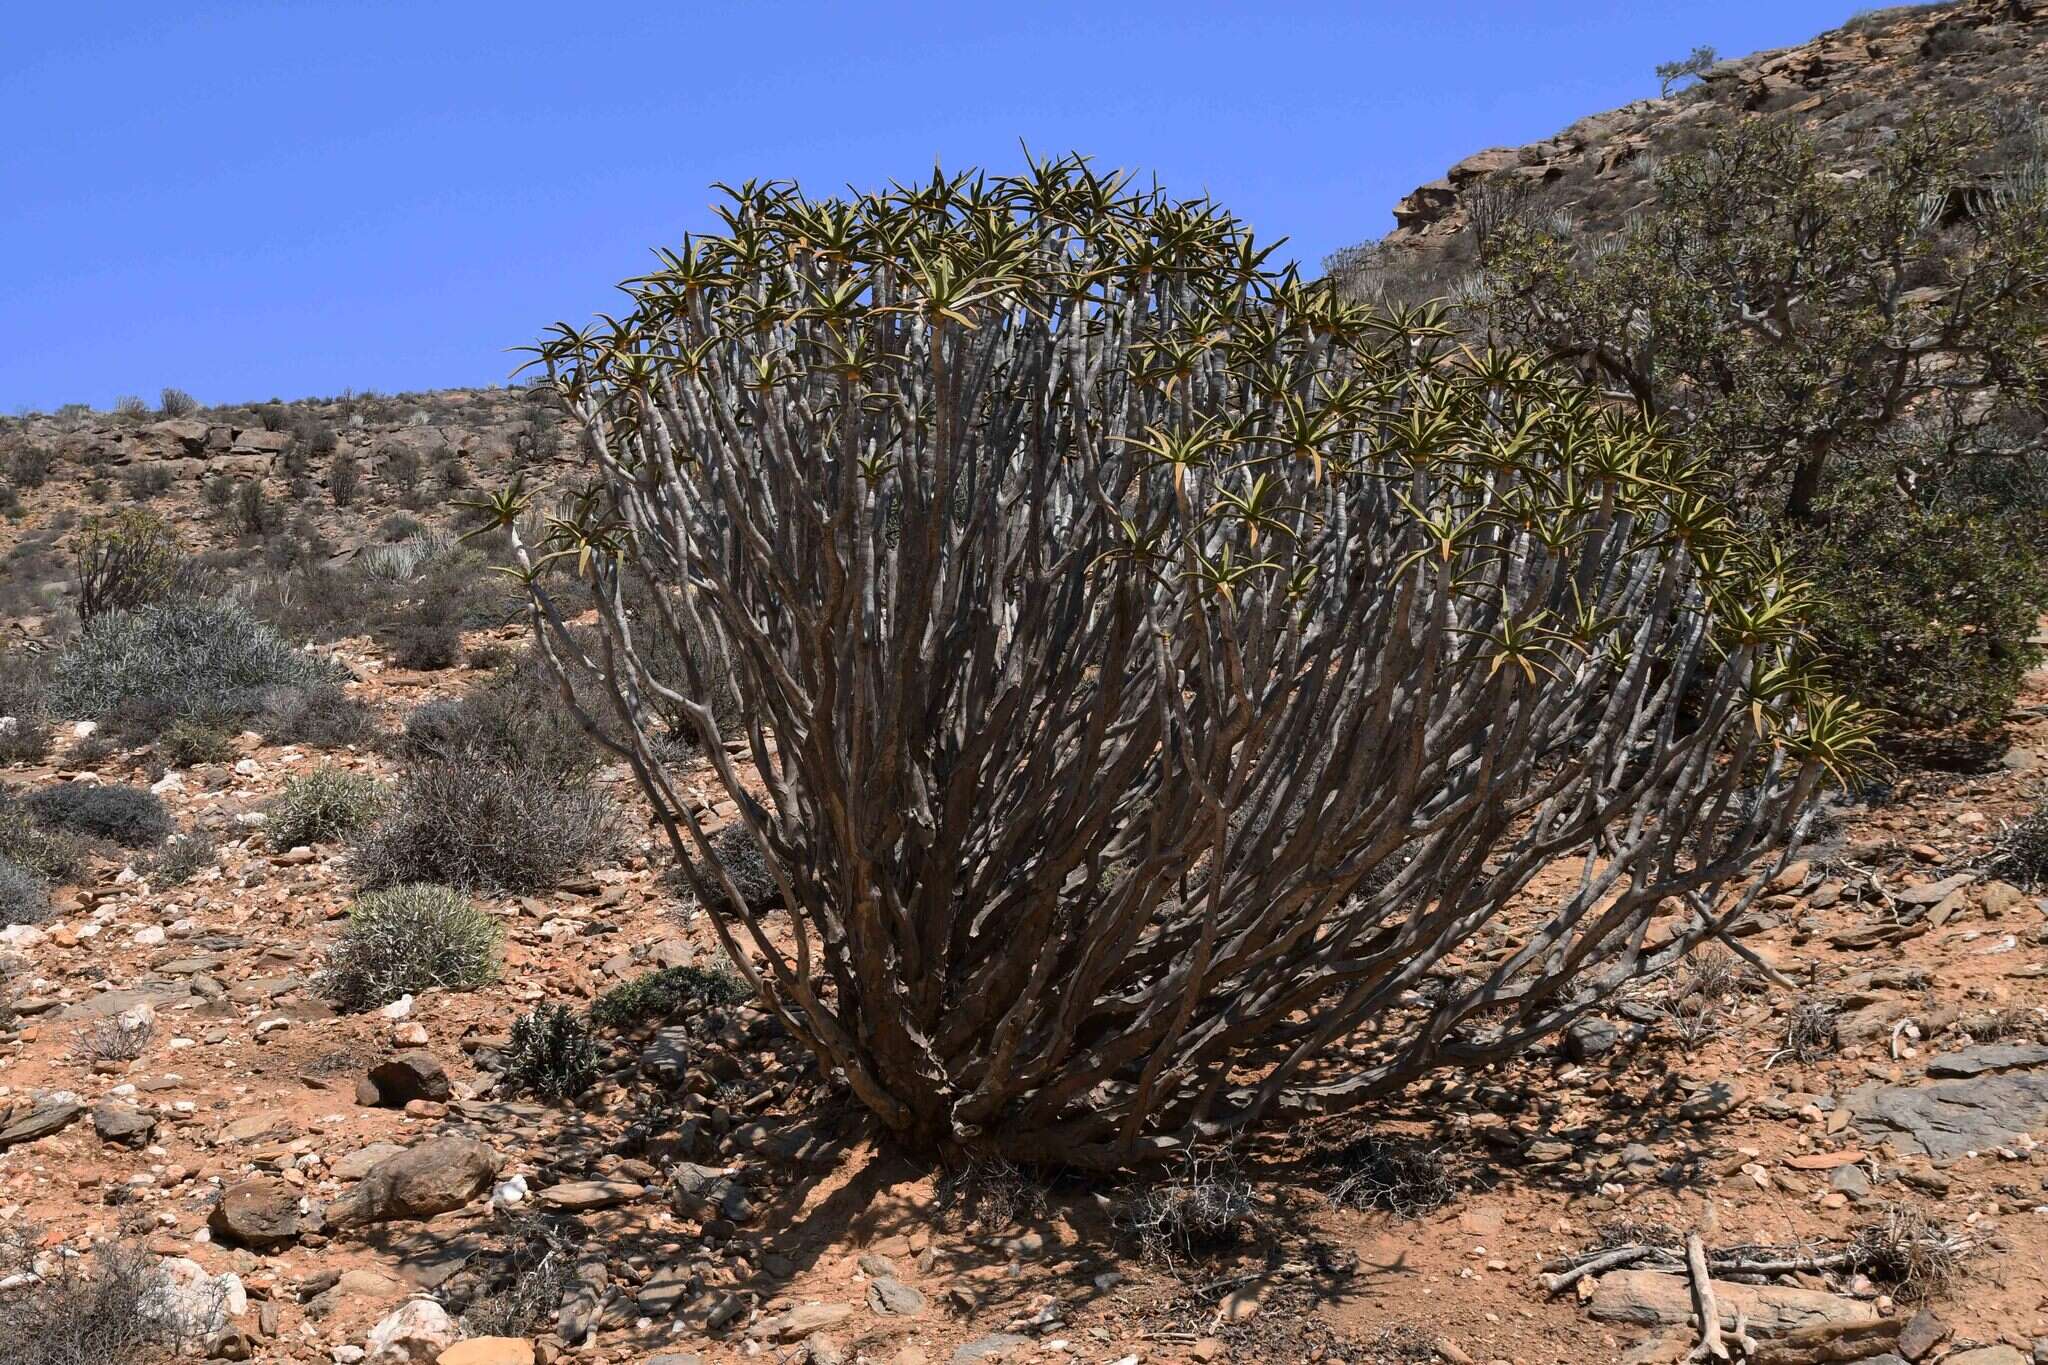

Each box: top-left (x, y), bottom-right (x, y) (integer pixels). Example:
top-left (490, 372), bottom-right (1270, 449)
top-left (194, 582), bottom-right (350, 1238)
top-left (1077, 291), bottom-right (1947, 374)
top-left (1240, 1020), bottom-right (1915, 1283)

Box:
top-left (0, 1100), bottom-right (84, 1148)
top-left (54, 982), bottom-right (192, 1021)
top-left (1925, 1043), bottom-right (2048, 1078)
top-left (538, 1179), bottom-right (646, 1212)
top-left (952, 1336), bottom-right (1036, 1364)
top-left (1848, 1066), bottom-right (2048, 1159)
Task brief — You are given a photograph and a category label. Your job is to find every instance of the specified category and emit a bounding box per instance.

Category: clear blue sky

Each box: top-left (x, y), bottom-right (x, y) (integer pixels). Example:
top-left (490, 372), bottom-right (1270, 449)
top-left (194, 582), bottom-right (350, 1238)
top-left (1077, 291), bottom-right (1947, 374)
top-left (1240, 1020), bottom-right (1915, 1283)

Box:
top-left (3, 1), bottom-right (1859, 412)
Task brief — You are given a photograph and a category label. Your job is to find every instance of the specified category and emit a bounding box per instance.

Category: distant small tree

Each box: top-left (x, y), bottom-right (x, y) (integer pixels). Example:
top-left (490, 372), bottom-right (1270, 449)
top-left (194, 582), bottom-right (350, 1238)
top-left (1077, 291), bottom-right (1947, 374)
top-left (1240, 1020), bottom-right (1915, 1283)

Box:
top-left (112, 395), bottom-right (146, 418)
top-left (330, 449), bottom-right (362, 508)
top-left (73, 508), bottom-right (188, 621)
top-left (1477, 113), bottom-right (2048, 730)
top-left (1655, 44), bottom-right (1718, 97)
top-left (158, 387), bottom-right (199, 418)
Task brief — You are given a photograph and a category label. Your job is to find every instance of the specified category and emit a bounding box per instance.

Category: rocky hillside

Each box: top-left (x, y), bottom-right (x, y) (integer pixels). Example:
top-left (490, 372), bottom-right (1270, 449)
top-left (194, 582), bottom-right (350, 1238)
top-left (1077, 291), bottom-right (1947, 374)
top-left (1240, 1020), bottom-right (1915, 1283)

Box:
top-left (1332, 0), bottom-right (2048, 295)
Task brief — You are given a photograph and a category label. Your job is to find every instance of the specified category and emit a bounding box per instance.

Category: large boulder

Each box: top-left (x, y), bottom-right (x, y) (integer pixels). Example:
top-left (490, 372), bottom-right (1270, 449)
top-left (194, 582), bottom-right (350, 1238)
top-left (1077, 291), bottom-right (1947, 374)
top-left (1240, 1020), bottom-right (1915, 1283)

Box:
top-left (325, 1136), bottom-right (496, 1228)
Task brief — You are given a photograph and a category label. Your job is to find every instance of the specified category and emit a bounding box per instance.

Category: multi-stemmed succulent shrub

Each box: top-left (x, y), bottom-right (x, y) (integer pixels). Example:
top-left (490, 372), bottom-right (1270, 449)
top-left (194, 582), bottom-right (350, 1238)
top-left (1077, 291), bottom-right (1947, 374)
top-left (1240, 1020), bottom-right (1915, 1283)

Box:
top-left (493, 156), bottom-right (1873, 1168)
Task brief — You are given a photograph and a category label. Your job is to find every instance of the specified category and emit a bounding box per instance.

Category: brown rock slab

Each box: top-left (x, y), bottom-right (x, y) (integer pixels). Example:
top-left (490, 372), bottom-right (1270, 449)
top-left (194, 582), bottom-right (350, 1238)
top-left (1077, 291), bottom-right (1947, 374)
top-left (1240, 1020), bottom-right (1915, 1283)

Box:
top-left (365, 1054), bottom-right (453, 1107)
top-left (324, 1136), bottom-right (497, 1228)
top-left (0, 1100), bottom-right (84, 1149)
top-left (537, 1179), bottom-right (645, 1212)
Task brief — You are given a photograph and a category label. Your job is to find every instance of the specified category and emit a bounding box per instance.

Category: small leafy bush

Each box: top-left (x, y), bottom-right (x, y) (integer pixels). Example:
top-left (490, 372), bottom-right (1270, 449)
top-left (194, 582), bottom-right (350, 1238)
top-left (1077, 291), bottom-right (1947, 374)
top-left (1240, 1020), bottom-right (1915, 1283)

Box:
top-left (0, 1230), bottom-right (213, 1365)
top-left (157, 719), bottom-right (235, 768)
top-left (390, 621), bottom-right (461, 671)
top-left (0, 800), bottom-right (91, 884)
top-left (1325, 1133), bottom-right (1457, 1216)
top-left (258, 682), bottom-right (378, 748)
top-left (1804, 495), bottom-right (2046, 734)
top-left (151, 830), bottom-right (216, 887)
top-left (329, 449), bottom-right (362, 508)
top-left (50, 599), bottom-right (343, 731)
top-left (268, 767), bottom-right (384, 850)
top-left (321, 883), bottom-right (502, 1011)
top-left (0, 646), bottom-right (53, 765)
top-left (590, 964), bottom-right (750, 1031)
top-left (692, 823), bottom-right (778, 914)
top-left (502, 1003), bottom-right (601, 1100)
top-left (348, 760), bottom-right (617, 893)
top-left (25, 784), bottom-right (170, 848)
top-left (0, 856), bottom-right (49, 927)
top-left (1992, 800), bottom-right (2048, 889)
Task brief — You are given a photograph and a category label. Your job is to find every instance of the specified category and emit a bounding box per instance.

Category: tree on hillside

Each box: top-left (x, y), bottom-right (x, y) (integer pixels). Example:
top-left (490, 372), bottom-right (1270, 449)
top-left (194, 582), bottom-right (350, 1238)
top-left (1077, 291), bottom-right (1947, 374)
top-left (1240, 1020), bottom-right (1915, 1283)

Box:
top-left (1471, 114), bottom-right (2048, 730)
top-left (489, 158), bottom-right (1865, 1168)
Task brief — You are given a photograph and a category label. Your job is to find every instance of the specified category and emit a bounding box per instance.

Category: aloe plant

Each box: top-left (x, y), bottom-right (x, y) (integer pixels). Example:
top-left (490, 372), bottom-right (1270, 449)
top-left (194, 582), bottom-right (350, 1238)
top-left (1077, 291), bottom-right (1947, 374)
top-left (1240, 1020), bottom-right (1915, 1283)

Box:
top-left (498, 155), bottom-right (1870, 1167)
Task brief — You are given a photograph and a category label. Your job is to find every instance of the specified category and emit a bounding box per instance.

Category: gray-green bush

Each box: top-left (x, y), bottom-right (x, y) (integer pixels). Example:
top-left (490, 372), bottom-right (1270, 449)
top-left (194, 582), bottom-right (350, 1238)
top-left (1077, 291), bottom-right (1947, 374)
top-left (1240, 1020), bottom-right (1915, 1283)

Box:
top-left (269, 767), bottom-right (384, 850)
top-left (51, 599), bottom-right (343, 730)
top-left (348, 760), bottom-right (615, 893)
top-left (320, 884), bottom-right (502, 1011)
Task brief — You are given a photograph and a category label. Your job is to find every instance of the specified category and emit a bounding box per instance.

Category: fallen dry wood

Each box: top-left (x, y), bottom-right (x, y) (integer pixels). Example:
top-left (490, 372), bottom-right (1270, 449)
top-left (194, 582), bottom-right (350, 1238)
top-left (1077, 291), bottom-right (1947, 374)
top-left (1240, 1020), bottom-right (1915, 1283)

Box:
top-left (1684, 1233), bottom-right (1728, 1362)
top-left (1588, 1270), bottom-right (1879, 1336)
top-left (1540, 1243), bottom-right (1656, 1294)
top-left (1747, 1317), bottom-right (1903, 1365)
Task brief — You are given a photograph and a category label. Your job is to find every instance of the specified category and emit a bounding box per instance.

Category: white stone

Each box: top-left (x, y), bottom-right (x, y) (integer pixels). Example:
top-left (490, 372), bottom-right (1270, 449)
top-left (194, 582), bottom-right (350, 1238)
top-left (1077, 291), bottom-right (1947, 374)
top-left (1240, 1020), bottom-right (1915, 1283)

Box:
top-left (73, 720), bottom-right (98, 739)
top-left (0, 925), bottom-right (46, 948)
top-left (379, 994), bottom-right (414, 1021)
top-left (364, 1298), bottom-right (458, 1363)
top-left (490, 1175), bottom-right (529, 1210)
top-left (142, 1257), bottom-right (245, 1338)
top-left (233, 758), bottom-right (261, 777)
top-left (150, 772), bottom-right (185, 795)
top-left (132, 926), bottom-right (166, 947)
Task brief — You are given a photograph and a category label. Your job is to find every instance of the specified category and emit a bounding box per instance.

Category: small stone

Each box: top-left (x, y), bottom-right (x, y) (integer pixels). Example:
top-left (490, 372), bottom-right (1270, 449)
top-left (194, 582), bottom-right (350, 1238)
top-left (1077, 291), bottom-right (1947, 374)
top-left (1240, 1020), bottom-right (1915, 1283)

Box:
top-left (867, 1275), bottom-right (927, 1317)
top-left (92, 1100), bottom-right (157, 1146)
top-left (1679, 1079), bottom-right (1747, 1122)
top-left (391, 1022), bottom-right (429, 1048)
top-left (1216, 1287), bottom-right (1262, 1323)
top-left (1896, 1309), bottom-right (1949, 1361)
top-left (208, 1176), bottom-right (302, 1250)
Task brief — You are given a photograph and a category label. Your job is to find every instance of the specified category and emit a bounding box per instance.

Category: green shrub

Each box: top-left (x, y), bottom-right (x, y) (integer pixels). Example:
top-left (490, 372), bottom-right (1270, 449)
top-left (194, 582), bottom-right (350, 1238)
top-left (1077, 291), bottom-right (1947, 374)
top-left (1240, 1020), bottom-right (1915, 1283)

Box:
top-left (1804, 493), bottom-right (2046, 733)
top-left (590, 964), bottom-right (750, 1031)
top-left (270, 767), bottom-right (384, 849)
top-left (348, 759), bottom-right (616, 893)
top-left (320, 883), bottom-right (501, 1011)
top-left (502, 1003), bottom-right (601, 1100)
top-left (158, 719), bottom-right (236, 768)
top-left (72, 508), bottom-right (191, 622)
top-left (0, 856), bottom-right (49, 927)
top-left (50, 599), bottom-right (344, 731)
top-left (399, 660), bottom-right (599, 785)
top-left (25, 783), bottom-right (170, 848)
